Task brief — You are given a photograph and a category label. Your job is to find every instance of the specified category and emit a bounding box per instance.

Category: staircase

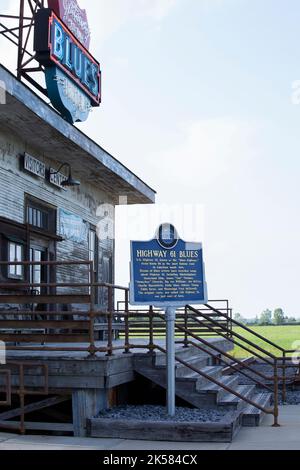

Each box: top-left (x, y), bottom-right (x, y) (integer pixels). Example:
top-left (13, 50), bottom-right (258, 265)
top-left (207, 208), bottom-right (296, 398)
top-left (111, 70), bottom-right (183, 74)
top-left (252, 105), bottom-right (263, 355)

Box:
top-left (128, 301), bottom-right (300, 442)
top-left (134, 345), bottom-right (272, 433)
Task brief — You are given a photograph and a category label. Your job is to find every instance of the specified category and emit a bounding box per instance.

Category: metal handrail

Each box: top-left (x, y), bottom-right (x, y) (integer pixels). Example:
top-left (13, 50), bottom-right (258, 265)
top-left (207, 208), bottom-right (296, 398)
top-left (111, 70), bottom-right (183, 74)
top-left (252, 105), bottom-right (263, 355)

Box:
top-left (187, 305), bottom-right (276, 359)
top-left (203, 304), bottom-right (299, 398)
top-left (0, 259), bottom-right (294, 415)
top-left (139, 308), bottom-right (279, 425)
top-left (153, 344), bottom-right (273, 416)
top-left (203, 304), bottom-right (286, 353)
top-left (190, 320), bottom-right (273, 364)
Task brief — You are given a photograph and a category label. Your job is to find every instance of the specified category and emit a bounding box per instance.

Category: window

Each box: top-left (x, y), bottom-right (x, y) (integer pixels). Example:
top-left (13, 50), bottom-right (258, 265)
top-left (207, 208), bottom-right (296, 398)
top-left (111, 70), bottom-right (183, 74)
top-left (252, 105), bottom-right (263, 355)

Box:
top-left (89, 230), bottom-right (97, 265)
top-left (27, 206), bottom-right (49, 230)
top-left (8, 241), bottom-right (23, 279)
top-left (25, 197), bottom-right (56, 234)
top-left (89, 228), bottom-right (99, 298)
top-left (30, 248), bottom-right (46, 294)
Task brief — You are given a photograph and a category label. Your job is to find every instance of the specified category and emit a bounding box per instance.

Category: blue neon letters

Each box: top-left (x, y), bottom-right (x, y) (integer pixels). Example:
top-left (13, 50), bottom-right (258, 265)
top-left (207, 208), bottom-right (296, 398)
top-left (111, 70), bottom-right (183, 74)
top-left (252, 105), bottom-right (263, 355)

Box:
top-left (51, 19), bottom-right (99, 100)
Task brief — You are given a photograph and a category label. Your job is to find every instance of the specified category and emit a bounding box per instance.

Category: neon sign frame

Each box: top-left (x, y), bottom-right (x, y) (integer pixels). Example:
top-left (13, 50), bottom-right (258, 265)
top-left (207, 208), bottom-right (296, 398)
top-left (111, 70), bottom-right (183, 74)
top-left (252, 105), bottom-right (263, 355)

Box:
top-left (35, 9), bottom-right (101, 107)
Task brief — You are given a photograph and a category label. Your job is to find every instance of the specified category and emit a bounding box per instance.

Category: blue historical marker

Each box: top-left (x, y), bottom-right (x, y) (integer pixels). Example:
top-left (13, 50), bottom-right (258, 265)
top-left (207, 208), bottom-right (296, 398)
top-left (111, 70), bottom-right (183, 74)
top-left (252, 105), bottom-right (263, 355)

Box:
top-left (130, 223), bottom-right (208, 417)
top-left (130, 224), bottom-right (207, 308)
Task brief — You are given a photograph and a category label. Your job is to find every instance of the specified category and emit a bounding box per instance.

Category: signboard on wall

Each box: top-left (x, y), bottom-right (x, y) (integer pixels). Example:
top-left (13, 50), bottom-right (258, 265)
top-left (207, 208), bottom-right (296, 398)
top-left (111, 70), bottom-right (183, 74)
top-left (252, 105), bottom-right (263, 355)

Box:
top-left (59, 208), bottom-right (88, 243)
top-left (130, 224), bottom-right (208, 307)
top-left (34, 5), bottom-right (101, 124)
top-left (23, 153), bottom-right (46, 179)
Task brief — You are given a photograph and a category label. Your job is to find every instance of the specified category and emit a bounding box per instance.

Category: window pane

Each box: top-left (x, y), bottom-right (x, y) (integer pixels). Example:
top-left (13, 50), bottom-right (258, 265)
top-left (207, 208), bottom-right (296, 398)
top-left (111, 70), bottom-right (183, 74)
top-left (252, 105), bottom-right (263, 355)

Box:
top-left (9, 242), bottom-right (15, 260)
top-left (89, 231), bottom-right (96, 261)
top-left (27, 205), bottom-right (51, 230)
top-left (9, 243), bottom-right (15, 276)
top-left (26, 201), bottom-right (56, 233)
top-left (16, 265), bottom-right (22, 276)
top-left (17, 245), bottom-right (22, 275)
top-left (16, 245), bottom-right (22, 261)
top-left (8, 242), bottom-right (23, 277)
top-left (36, 210), bottom-right (41, 228)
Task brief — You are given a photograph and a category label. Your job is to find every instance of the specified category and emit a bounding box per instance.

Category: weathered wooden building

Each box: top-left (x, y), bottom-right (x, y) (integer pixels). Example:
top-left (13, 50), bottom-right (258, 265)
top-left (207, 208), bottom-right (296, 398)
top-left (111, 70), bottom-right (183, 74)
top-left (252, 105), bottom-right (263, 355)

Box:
top-left (0, 54), bottom-right (284, 443)
top-left (0, 63), bottom-right (155, 305)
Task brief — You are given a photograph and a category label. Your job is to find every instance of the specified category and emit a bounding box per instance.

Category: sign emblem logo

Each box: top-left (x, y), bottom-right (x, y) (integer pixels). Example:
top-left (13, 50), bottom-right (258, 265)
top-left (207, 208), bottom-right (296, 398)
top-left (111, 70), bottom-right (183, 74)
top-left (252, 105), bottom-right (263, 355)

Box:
top-left (157, 223), bottom-right (178, 250)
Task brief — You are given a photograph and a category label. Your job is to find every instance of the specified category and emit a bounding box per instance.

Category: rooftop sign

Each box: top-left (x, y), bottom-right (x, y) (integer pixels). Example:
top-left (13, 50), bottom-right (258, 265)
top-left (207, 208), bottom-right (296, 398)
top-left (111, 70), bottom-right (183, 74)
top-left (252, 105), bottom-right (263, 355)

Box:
top-left (48, 0), bottom-right (91, 49)
top-left (34, 6), bottom-right (101, 123)
top-left (130, 224), bottom-right (208, 308)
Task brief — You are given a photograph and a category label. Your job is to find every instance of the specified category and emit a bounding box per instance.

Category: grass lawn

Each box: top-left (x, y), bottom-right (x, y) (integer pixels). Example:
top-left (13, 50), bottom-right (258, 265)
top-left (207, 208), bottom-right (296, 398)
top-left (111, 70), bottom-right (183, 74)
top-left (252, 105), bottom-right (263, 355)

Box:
top-left (231, 325), bottom-right (300, 358)
top-left (122, 325), bottom-right (300, 359)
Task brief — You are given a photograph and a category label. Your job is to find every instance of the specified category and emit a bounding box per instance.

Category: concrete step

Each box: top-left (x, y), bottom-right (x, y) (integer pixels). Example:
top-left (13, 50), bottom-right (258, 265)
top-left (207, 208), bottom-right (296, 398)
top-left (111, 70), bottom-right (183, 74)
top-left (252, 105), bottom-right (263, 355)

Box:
top-left (222, 357), bottom-right (256, 376)
top-left (198, 375), bottom-right (240, 399)
top-left (218, 385), bottom-right (256, 411)
top-left (194, 376), bottom-right (240, 406)
top-left (155, 346), bottom-right (208, 367)
top-left (241, 393), bottom-right (272, 427)
top-left (175, 356), bottom-right (211, 378)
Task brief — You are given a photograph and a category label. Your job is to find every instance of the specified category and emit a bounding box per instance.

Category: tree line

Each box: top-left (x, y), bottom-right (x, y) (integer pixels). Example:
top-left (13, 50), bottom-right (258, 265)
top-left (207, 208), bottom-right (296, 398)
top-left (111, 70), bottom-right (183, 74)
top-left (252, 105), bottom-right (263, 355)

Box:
top-left (234, 308), bottom-right (298, 326)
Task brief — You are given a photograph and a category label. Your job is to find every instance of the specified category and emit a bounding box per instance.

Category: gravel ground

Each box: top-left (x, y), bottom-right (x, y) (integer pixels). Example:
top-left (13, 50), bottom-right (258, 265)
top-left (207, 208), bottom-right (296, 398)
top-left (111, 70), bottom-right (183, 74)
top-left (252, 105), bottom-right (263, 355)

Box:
top-left (276, 390), bottom-right (300, 405)
top-left (98, 405), bottom-right (229, 422)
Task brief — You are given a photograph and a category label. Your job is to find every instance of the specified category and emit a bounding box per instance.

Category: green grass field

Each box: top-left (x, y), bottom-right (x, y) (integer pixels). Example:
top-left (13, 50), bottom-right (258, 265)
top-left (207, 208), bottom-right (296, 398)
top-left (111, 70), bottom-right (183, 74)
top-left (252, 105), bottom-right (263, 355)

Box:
top-left (231, 325), bottom-right (300, 358)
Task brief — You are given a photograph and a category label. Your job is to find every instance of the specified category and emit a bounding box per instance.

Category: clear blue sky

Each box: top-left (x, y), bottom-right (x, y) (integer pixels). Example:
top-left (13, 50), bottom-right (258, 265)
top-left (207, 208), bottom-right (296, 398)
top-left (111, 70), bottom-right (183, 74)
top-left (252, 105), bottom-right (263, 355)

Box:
top-left (2, 0), bottom-right (300, 318)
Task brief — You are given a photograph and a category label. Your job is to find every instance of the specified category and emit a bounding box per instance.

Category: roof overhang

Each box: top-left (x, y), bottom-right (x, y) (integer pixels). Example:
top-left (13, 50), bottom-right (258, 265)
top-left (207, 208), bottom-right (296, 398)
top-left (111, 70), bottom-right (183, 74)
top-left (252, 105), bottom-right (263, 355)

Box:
top-left (0, 64), bottom-right (156, 205)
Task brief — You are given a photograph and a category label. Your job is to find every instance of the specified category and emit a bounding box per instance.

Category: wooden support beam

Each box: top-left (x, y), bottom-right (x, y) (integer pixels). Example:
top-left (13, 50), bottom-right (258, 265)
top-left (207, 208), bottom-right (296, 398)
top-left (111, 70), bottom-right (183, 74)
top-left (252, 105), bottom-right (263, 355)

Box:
top-left (72, 389), bottom-right (108, 437)
top-left (0, 395), bottom-right (70, 421)
top-left (0, 320), bottom-right (90, 329)
top-left (0, 334), bottom-right (90, 343)
top-left (0, 421), bottom-right (73, 432)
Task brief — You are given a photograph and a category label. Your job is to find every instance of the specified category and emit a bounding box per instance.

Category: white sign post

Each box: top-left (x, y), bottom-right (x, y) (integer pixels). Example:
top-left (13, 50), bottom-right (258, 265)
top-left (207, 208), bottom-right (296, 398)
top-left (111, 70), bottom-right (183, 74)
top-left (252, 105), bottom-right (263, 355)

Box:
top-left (166, 306), bottom-right (176, 416)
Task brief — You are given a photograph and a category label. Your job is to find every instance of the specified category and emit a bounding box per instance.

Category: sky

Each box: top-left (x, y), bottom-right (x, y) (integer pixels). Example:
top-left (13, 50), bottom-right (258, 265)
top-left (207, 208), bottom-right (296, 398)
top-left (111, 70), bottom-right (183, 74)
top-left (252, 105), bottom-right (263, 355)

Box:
top-left (1, 0), bottom-right (300, 318)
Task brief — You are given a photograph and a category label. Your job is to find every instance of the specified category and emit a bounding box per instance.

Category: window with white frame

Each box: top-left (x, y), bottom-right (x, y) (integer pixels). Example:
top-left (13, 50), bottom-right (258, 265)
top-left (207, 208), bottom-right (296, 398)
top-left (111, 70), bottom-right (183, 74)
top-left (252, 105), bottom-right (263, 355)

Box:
top-left (8, 241), bottom-right (23, 279)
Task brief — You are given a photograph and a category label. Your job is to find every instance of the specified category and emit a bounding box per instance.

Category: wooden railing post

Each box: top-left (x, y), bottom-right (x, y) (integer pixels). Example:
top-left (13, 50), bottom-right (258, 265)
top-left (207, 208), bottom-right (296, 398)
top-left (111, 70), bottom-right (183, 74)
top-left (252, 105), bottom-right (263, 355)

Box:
top-left (273, 358), bottom-right (280, 427)
top-left (123, 290), bottom-right (130, 354)
top-left (106, 286), bottom-right (113, 356)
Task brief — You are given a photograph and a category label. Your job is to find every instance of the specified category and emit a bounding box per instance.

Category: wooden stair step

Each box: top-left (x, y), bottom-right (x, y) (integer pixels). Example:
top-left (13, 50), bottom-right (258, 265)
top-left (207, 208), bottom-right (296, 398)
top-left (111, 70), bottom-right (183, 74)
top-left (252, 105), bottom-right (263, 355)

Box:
top-left (175, 355), bottom-right (209, 373)
top-left (222, 357), bottom-right (256, 375)
top-left (176, 366), bottom-right (222, 383)
top-left (218, 385), bottom-right (256, 406)
top-left (197, 375), bottom-right (239, 394)
top-left (241, 393), bottom-right (272, 427)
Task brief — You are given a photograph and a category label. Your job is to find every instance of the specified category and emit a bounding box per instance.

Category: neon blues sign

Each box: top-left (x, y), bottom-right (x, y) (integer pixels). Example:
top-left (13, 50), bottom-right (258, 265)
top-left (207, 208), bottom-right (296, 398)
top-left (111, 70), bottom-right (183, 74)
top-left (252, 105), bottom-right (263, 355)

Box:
top-left (34, 8), bottom-right (101, 123)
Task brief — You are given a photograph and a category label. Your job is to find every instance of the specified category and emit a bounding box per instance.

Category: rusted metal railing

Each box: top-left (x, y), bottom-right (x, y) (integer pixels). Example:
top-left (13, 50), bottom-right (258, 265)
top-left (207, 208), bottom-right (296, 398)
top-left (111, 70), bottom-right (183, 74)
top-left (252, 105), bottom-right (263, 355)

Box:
top-left (0, 259), bottom-right (298, 428)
